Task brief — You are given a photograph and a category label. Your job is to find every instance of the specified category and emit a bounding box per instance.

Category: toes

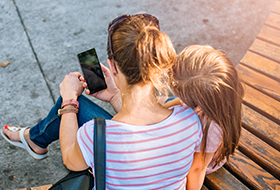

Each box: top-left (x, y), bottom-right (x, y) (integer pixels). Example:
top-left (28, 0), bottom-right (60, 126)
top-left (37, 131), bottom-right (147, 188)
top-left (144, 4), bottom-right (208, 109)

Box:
top-left (4, 125), bottom-right (21, 131)
top-left (2, 125), bottom-right (21, 141)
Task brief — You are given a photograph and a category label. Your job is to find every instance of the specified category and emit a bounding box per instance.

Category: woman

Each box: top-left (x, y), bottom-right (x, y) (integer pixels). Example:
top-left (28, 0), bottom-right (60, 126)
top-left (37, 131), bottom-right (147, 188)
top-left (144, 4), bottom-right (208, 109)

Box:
top-left (2, 14), bottom-right (202, 189)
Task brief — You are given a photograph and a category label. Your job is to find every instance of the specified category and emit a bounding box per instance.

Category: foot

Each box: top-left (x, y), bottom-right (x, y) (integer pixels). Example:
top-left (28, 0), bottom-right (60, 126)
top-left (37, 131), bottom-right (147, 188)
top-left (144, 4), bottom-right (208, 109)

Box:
top-left (3, 125), bottom-right (48, 155)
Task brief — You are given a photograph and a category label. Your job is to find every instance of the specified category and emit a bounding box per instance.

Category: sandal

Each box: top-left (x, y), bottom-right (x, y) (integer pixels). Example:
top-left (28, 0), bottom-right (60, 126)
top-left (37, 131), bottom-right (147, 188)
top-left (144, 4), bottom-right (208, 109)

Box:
top-left (1, 125), bottom-right (48, 160)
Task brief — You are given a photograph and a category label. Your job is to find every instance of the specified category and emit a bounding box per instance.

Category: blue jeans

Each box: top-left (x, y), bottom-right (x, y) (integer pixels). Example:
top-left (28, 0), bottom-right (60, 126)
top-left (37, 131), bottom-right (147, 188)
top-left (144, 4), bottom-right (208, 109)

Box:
top-left (165, 96), bottom-right (176, 103)
top-left (29, 95), bottom-right (113, 148)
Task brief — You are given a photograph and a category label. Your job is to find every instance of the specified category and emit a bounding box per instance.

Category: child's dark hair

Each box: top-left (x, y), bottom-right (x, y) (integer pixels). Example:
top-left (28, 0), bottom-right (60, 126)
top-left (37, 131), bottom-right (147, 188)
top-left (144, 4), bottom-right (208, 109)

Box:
top-left (170, 45), bottom-right (244, 166)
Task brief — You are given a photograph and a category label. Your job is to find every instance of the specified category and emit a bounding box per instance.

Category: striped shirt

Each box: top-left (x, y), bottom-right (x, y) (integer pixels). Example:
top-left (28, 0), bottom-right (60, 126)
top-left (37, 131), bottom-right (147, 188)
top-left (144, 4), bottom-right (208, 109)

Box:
top-left (77, 105), bottom-right (202, 189)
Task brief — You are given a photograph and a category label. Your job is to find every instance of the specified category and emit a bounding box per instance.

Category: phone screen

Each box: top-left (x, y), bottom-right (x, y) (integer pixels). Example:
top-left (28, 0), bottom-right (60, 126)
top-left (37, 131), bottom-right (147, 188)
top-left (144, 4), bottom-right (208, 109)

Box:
top-left (77, 48), bottom-right (107, 94)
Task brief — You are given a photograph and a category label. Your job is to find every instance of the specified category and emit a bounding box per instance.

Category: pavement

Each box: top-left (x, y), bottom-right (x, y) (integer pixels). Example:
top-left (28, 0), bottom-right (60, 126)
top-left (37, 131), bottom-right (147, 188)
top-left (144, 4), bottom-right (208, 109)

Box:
top-left (0, 0), bottom-right (275, 189)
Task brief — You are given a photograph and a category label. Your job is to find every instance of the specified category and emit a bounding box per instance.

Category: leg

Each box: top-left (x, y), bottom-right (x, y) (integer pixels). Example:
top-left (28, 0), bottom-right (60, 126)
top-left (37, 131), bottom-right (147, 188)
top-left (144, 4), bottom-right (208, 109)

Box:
top-left (3, 95), bottom-right (113, 151)
top-left (29, 94), bottom-right (113, 148)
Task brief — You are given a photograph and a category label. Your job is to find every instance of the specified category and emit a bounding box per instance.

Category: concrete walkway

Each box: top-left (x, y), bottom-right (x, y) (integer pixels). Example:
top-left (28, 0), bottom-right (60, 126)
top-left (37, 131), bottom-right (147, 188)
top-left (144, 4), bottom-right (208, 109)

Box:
top-left (0, 0), bottom-right (274, 189)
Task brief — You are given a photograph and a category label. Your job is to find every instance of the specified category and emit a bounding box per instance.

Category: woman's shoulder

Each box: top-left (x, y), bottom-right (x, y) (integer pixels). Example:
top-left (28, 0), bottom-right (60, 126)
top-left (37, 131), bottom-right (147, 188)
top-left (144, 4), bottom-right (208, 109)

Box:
top-left (171, 105), bottom-right (199, 119)
top-left (170, 104), bottom-right (191, 112)
top-left (170, 105), bottom-right (202, 132)
top-left (105, 105), bottom-right (200, 129)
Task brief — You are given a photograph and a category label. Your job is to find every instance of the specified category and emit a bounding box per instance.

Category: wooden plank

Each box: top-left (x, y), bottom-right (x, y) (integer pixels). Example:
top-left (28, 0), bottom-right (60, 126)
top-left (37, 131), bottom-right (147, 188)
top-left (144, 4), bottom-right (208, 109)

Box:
top-left (249, 38), bottom-right (280, 63)
top-left (201, 185), bottom-right (209, 190)
top-left (265, 12), bottom-right (280, 30)
top-left (225, 150), bottom-right (280, 190)
top-left (240, 51), bottom-right (280, 82)
top-left (241, 104), bottom-right (280, 151)
top-left (30, 184), bottom-right (52, 190)
top-left (236, 64), bottom-right (280, 101)
top-left (238, 128), bottom-right (280, 179)
top-left (258, 25), bottom-right (280, 46)
top-left (272, 1), bottom-right (280, 15)
top-left (204, 167), bottom-right (249, 190)
top-left (243, 84), bottom-right (280, 124)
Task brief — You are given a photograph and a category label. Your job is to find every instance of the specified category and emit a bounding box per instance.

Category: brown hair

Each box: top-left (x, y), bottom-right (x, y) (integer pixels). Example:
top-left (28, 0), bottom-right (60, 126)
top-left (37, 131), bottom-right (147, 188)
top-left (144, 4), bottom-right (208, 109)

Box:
top-left (107, 16), bottom-right (176, 94)
top-left (170, 45), bottom-right (244, 166)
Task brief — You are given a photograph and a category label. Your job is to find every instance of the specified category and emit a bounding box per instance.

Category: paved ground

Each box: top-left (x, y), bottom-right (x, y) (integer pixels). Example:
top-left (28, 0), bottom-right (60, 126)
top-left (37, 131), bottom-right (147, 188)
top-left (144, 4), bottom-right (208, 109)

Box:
top-left (0, 0), bottom-right (275, 189)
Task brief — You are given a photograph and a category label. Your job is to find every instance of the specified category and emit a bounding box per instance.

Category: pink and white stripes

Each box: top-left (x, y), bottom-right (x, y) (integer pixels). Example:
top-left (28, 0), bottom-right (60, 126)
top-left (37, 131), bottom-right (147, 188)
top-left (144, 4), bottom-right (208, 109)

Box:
top-left (77, 105), bottom-right (202, 189)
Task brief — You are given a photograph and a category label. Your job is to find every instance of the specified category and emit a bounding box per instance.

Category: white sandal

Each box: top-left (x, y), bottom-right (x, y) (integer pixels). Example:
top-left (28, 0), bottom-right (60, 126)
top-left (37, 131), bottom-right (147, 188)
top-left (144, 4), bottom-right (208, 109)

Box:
top-left (1, 126), bottom-right (48, 160)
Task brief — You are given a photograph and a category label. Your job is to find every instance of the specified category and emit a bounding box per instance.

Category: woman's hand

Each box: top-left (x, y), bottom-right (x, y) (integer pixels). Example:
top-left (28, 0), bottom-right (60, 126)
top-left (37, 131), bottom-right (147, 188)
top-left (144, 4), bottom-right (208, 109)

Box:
top-left (60, 72), bottom-right (85, 100)
top-left (84, 63), bottom-right (120, 102)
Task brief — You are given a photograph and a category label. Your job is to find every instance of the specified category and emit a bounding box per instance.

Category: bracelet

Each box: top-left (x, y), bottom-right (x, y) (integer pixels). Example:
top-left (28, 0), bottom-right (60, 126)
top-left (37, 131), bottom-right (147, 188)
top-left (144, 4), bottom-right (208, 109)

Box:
top-left (61, 99), bottom-right (79, 109)
top-left (58, 108), bottom-right (79, 116)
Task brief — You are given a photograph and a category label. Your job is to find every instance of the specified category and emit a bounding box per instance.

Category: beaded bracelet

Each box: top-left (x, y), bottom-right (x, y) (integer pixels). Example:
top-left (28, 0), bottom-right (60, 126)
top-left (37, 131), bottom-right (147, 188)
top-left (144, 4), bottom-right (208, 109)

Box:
top-left (58, 107), bottom-right (79, 117)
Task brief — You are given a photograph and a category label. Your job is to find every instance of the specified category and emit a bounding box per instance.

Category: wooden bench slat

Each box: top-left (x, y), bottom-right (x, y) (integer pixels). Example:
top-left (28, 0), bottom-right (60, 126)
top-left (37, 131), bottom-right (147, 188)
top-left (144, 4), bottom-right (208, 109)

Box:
top-left (258, 25), bottom-right (280, 46)
top-left (207, 1), bottom-right (280, 189)
top-left (243, 84), bottom-right (280, 124)
top-left (239, 128), bottom-right (280, 179)
top-left (241, 104), bottom-right (280, 151)
top-left (225, 150), bottom-right (280, 190)
top-left (15, 184), bottom-right (53, 190)
top-left (201, 185), bottom-right (209, 190)
top-left (240, 51), bottom-right (280, 82)
top-left (249, 38), bottom-right (280, 63)
top-left (30, 184), bottom-right (52, 190)
top-left (265, 12), bottom-right (280, 31)
top-left (272, 1), bottom-right (280, 15)
top-left (204, 167), bottom-right (249, 190)
top-left (237, 64), bottom-right (280, 101)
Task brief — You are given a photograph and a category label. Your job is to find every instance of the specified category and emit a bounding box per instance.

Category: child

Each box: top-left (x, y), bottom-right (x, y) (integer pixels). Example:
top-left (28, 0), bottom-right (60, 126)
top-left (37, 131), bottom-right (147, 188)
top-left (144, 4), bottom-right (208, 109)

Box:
top-left (166, 45), bottom-right (244, 189)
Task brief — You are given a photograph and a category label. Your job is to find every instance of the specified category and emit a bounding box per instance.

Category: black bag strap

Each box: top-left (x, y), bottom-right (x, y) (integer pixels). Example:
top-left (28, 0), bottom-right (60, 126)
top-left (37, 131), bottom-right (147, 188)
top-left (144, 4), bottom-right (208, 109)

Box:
top-left (94, 117), bottom-right (106, 190)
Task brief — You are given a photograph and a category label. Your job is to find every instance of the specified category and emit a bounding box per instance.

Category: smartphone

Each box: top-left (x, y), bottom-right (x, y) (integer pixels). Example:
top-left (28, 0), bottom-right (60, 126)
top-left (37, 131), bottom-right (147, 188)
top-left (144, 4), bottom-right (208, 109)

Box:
top-left (77, 48), bottom-right (107, 94)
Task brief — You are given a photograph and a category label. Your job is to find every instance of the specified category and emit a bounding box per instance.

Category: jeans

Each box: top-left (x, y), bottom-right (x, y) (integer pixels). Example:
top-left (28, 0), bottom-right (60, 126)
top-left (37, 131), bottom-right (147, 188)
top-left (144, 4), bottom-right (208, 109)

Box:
top-left (29, 94), bottom-right (113, 148)
top-left (165, 96), bottom-right (176, 103)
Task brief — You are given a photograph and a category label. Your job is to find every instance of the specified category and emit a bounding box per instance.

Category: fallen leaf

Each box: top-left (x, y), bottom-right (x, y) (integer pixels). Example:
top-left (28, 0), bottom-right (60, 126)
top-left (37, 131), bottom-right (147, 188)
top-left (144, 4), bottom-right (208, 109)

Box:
top-left (1, 59), bottom-right (15, 68)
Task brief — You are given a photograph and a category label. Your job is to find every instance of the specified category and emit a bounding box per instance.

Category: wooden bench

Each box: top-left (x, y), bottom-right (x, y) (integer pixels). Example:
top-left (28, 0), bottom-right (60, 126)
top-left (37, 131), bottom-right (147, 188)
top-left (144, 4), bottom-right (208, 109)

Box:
top-left (203, 1), bottom-right (280, 189)
top-left (16, 184), bottom-right (52, 190)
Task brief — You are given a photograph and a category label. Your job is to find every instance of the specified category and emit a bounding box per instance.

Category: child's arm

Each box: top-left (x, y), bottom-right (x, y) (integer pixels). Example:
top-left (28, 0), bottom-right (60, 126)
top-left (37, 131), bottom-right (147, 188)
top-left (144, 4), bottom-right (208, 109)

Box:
top-left (162, 97), bottom-right (181, 108)
top-left (186, 152), bottom-right (214, 190)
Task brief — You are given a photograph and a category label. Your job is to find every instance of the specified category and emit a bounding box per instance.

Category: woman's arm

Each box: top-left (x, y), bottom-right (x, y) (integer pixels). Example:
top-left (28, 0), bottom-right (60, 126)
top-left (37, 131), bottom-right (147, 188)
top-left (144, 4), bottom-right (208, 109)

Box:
top-left (59, 72), bottom-right (88, 171)
top-left (60, 111), bottom-right (88, 171)
top-left (186, 152), bottom-right (214, 190)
